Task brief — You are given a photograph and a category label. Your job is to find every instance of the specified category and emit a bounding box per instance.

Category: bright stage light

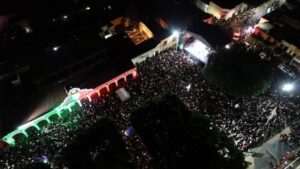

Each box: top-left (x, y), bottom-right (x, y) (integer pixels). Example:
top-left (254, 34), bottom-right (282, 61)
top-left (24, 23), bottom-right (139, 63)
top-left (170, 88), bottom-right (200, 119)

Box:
top-left (282, 83), bottom-right (294, 92)
top-left (184, 39), bottom-right (210, 64)
top-left (225, 44), bottom-right (231, 49)
top-left (173, 30), bottom-right (179, 37)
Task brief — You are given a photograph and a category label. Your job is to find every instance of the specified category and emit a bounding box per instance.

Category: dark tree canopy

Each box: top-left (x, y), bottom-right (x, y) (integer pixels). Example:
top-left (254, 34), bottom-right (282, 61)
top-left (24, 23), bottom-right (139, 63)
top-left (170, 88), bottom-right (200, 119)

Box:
top-left (63, 117), bottom-right (133, 169)
top-left (204, 44), bottom-right (273, 97)
top-left (131, 94), bottom-right (247, 169)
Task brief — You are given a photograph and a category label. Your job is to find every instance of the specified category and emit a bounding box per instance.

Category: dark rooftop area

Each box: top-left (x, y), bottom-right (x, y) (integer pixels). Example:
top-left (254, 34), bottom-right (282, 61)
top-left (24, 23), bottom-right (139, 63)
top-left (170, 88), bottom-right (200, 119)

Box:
top-left (264, 5), bottom-right (300, 47)
top-left (187, 17), bottom-right (230, 48)
top-left (201, 0), bottom-right (269, 9)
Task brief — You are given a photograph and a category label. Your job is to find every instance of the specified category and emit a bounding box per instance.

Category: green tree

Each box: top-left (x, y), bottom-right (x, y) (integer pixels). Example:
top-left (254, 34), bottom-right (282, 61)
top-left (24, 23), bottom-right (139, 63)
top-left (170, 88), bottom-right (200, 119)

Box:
top-left (204, 43), bottom-right (273, 97)
top-left (131, 94), bottom-right (247, 169)
top-left (63, 117), bottom-right (133, 169)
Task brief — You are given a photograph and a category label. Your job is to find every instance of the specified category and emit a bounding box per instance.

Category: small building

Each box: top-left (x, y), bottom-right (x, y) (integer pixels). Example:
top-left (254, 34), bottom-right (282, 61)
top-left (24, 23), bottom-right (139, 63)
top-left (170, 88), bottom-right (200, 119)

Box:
top-left (265, 140), bottom-right (292, 162)
top-left (193, 0), bottom-right (285, 20)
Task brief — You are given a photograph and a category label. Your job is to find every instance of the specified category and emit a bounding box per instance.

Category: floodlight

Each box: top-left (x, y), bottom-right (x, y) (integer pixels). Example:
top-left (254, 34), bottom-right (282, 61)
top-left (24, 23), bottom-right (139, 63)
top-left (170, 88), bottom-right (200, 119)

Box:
top-left (173, 30), bottom-right (179, 37)
top-left (282, 83), bottom-right (294, 92)
top-left (85, 6), bottom-right (91, 10)
top-left (52, 46), bottom-right (60, 51)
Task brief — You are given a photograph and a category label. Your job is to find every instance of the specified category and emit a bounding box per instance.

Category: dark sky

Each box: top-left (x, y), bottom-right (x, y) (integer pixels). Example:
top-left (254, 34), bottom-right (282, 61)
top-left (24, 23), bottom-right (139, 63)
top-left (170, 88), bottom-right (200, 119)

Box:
top-left (0, 0), bottom-right (198, 136)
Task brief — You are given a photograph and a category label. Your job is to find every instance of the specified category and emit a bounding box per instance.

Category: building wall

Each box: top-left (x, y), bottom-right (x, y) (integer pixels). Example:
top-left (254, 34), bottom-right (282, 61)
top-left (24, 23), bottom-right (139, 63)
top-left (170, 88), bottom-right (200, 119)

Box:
top-left (194, 0), bottom-right (286, 20)
top-left (131, 35), bottom-right (177, 65)
top-left (257, 29), bottom-right (300, 70)
top-left (207, 2), bottom-right (223, 19)
top-left (282, 40), bottom-right (300, 57)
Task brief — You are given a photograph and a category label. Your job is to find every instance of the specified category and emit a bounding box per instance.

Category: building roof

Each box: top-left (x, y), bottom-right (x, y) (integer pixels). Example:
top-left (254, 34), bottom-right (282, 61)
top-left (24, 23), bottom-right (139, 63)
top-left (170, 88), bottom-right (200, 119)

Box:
top-left (265, 140), bottom-right (291, 161)
top-left (187, 18), bottom-right (230, 49)
top-left (253, 157), bottom-right (273, 169)
top-left (202, 0), bottom-right (268, 9)
top-left (139, 0), bottom-right (210, 31)
top-left (263, 6), bottom-right (300, 47)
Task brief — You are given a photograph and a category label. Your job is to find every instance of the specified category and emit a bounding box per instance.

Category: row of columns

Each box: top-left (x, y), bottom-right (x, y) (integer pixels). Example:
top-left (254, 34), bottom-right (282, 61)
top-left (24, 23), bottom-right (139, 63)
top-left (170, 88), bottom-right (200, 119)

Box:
top-left (6, 68), bottom-right (138, 145)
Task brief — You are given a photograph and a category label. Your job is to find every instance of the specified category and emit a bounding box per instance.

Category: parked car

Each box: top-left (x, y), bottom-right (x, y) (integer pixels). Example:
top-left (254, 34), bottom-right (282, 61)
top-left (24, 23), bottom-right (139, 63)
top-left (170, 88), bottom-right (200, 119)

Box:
top-left (278, 63), bottom-right (296, 78)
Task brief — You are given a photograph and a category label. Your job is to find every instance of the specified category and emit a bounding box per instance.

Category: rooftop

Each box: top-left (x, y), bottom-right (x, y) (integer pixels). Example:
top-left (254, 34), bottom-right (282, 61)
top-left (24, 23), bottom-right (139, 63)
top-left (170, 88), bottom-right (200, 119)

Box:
top-left (263, 6), bottom-right (300, 47)
top-left (201, 0), bottom-right (269, 9)
top-left (187, 18), bottom-right (230, 49)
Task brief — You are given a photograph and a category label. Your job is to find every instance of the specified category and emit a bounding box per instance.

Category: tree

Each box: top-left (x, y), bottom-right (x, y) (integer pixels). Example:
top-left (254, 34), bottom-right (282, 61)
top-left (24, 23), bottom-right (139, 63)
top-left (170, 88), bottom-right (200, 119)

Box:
top-left (131, 94), bottom-right (247, 169)
top-left (63, 117), bottom-right (133, 169)
top-left (204, 43), bottom-right (273, 97)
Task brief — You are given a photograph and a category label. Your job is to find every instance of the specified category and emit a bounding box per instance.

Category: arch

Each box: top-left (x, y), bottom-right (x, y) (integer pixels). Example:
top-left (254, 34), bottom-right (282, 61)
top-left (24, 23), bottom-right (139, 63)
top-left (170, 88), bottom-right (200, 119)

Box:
top-left (48, 113), bottom-right (60, 122)
top-left (117, 77), bottom-right (126, 87)
top-left (100, 87), bottom-right (109, 96)
top-left (123, 75), bottom-right (127, 82)
top-left (86, 95), bottom-right (92, 102)
top-left (108, 83), bottom-right (117, 92)
top-left (89, 92), bottom-right (99, 102)
top-left (70, 102), bottom-right (80, 111)
top-left (12, 132), bottom-right (27, 144)
top-left (106, 85), bottom-right (110, 92)
top-left (37, 119), bottom-right (50, 129)
top-left (126, 73), bottom-right (134, 81)
top-left (59, 109), bottom-right (70, 118)
top-left (80, 97), bottom-right (90, 106)
top-left (25, 126), bottom-right (39, 135)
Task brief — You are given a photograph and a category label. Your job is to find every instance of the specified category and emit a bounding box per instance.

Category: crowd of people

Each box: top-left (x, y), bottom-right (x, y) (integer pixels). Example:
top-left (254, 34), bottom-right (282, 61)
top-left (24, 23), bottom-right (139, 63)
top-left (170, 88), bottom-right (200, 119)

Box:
top-left (0, 48), bottom-right (299, 168)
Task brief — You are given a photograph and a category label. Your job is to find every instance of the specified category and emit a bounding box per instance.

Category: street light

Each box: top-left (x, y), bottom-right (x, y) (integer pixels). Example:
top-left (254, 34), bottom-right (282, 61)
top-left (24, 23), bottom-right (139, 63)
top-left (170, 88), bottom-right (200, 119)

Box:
top-left (52, 46), bottom-right (60, 52)
top-left (85, 6), bottom-right (91, 11)
top-left (282, 83), bottom-right (294, 92)
top-left (62, 15), bottom-right (68, 20)
top-left (225, 44), bottom-right (231, 49)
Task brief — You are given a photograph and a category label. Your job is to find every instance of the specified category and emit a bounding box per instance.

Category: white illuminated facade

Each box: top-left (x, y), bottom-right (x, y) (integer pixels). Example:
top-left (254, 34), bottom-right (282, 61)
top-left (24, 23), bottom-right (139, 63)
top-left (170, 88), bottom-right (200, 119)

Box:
top-left (184, 39), bottom-right (211, 64)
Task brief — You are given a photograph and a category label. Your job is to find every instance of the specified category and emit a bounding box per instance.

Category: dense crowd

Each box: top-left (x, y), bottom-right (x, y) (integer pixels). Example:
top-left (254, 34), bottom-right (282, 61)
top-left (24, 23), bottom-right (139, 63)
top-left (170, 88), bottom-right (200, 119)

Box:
top-left (0, 48), bottom-right (299, 168)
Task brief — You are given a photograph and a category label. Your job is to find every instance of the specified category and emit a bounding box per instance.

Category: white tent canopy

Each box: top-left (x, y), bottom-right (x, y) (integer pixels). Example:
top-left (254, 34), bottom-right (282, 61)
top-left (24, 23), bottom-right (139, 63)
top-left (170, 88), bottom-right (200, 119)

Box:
top-left (116, 88), bottom-right (130, 102)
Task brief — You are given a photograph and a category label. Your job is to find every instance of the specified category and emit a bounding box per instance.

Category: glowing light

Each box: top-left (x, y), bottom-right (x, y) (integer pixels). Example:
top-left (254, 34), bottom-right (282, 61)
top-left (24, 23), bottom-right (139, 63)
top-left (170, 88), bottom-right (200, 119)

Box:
top-left (62, 15), bottom-right (68, 19)
top-left (179, 44), bottom-right (184, 50)
top-left (2, 68), bottom-right (138, 146)
top-left (42, 156), bottom-right (49, 164)
top-left (172, 30), bottom-right (179, 37)
top-left (85, 6), bottom-right (91, 10)
top-left (234, 32), bottom-right (240, 36)
top-left (24, 26), bottom-right (32, 33)
top-left (282, 83), bottom-right (294, 92)
top-left (186, 84), bottom-right (191, 91)
top-left (52, 46), bottom-right (60, 51)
